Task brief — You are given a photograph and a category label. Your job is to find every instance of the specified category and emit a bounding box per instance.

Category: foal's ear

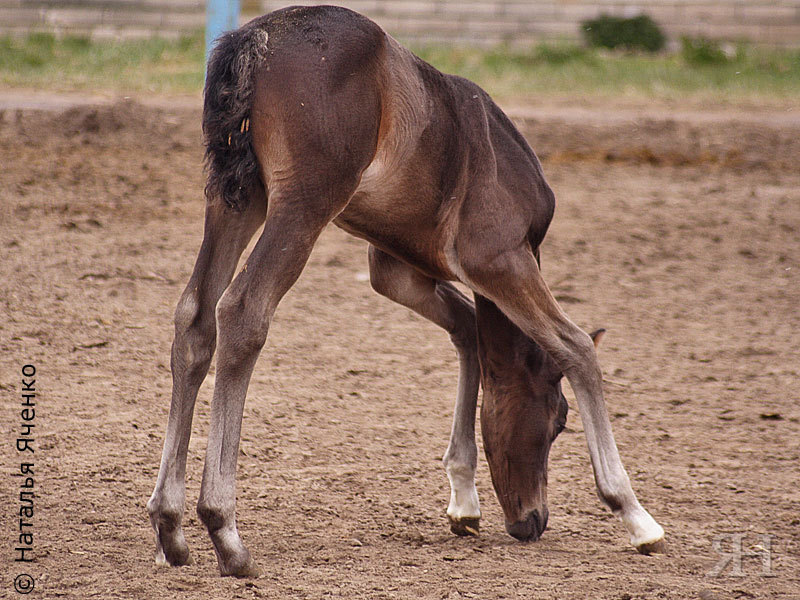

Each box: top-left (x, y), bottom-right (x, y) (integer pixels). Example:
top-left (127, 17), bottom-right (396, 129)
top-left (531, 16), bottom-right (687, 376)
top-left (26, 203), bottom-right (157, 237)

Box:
top-left (589, 328), bottom-right (606, 349)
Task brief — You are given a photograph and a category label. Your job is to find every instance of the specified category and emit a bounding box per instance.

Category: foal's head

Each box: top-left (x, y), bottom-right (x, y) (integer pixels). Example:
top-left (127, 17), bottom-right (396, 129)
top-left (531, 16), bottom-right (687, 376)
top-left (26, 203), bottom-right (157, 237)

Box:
top-left (477, 295), bottom-right (603, 540)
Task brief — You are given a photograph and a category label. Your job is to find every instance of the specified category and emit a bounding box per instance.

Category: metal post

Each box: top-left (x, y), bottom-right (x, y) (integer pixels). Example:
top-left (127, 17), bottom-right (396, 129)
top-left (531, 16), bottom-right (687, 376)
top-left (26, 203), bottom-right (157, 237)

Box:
top-left (206, 0), bottom-right (241, 61)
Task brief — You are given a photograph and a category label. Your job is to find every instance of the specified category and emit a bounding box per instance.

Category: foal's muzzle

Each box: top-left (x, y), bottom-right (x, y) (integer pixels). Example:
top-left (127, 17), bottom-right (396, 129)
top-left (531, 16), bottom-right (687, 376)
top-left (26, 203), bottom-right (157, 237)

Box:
top-left (505, 507), bottom-right (549, 541)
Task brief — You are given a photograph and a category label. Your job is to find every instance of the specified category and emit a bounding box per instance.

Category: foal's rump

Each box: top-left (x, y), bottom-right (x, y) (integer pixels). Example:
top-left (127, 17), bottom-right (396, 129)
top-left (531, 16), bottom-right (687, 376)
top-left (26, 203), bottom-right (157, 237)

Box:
top-left (203, 5), bottom-right (386, 212)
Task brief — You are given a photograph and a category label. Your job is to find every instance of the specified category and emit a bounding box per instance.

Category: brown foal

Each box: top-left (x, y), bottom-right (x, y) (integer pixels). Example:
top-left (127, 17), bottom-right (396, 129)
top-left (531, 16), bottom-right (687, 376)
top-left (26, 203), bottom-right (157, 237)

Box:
top-left (147, 5), bottom-right (665, 577)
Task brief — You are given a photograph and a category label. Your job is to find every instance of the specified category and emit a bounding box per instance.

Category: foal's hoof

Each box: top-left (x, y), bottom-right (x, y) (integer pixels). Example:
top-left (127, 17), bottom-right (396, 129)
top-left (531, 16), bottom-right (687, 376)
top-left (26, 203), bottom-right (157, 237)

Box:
top-left (448, 515), bottom-right (480, 537)
top-left (220, 556), bottom-right (261, 578)
top-left (636, 537), bottom-right (667, 555)
top-left (156, 547), bottom-right (193, 568)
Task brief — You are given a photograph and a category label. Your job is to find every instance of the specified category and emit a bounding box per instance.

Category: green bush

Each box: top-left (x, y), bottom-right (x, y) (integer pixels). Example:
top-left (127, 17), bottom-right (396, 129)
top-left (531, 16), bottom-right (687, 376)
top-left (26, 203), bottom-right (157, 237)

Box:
top-left (680, 36), bottom-right (728, 65)
top-left (581, 14), bottom-right (666, 52)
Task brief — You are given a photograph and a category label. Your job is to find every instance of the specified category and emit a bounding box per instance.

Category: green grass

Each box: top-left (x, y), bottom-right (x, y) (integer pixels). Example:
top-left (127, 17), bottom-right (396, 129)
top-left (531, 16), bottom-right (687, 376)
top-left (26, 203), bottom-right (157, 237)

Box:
top-left (0, 30), bottom-right (205, 93)
top-left (412, 41), bottom-right (800, 105)
top-left (1, 30), bottom-right (799, 105)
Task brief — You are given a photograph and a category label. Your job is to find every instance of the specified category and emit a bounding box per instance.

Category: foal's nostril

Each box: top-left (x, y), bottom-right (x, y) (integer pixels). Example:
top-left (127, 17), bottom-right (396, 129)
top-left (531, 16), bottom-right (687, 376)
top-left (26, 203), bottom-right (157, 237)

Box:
top-left (505, 508), bottom-right (549, 541)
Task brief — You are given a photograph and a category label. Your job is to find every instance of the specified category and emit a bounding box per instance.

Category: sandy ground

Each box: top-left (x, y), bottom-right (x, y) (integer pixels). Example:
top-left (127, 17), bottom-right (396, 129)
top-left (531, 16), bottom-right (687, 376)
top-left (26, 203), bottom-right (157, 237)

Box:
top-left (1, 99), bottom-right (799, 599)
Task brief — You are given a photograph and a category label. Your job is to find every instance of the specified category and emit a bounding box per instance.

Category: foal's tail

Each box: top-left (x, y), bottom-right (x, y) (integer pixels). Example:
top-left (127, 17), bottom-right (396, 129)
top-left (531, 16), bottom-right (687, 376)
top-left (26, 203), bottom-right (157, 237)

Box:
top-left (203, 24), bottom-right (270, 211)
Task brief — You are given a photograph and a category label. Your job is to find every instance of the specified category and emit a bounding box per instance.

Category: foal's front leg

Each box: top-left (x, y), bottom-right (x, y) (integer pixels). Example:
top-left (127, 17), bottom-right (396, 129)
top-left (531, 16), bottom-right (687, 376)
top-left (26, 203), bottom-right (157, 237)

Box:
top-left (459, 239), bottom-right (666, 553)
top-left (368, 247), bottom-right (482, 535)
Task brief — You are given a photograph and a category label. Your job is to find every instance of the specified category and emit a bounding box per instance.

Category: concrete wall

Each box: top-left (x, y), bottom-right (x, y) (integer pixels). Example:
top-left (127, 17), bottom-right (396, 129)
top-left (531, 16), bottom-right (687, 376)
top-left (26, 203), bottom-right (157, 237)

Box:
top-left (0, 1), bottom-right (205, 39)
top-left (262, 0), bottom-right (800, 46)
top-left (2, 0), bottom-right (799, 45)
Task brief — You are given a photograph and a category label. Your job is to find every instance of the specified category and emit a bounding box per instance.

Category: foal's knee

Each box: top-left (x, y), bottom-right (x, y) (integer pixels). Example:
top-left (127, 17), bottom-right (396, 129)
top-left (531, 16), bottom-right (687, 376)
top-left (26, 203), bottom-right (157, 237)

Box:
top-left (449, 315), bottom-right (477, 354)
top-left (558, 328), bottom-right (601, 382)
top-left (368, 265), bottom-right (390, 299)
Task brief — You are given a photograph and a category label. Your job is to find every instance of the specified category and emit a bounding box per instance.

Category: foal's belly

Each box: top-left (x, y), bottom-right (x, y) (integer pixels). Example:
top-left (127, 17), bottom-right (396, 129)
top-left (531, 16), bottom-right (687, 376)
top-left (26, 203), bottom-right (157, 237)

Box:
top-left (334, 173), bottom-right (458, 281)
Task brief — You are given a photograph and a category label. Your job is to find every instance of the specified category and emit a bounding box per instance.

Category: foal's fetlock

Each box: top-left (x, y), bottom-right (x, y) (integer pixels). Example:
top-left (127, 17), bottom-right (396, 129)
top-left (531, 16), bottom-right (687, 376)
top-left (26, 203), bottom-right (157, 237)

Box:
top-left (147, 505), bottom-right (192, 567)
top-left (209, 529), bottom-right (260, 578)
top-left (197, 503), bottom-right (260, 578)
top-left (156, 523), bottom-right (192, 567)
top-left (217, 546), bottom-right (261, 578)
top-left (616, 504), bottom-right (666, 555)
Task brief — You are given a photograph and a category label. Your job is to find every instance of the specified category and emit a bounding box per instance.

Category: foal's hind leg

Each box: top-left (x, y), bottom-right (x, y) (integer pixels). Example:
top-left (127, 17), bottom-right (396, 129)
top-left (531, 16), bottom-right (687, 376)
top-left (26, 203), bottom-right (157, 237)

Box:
top-left (457, 236), bottom-right (666, 553)
top-left (195, 176), bottom-right (364, 576)
top-left (147, 196), bottom-right (266, 567)
top-left (368, 247), bottom-right (481, 535)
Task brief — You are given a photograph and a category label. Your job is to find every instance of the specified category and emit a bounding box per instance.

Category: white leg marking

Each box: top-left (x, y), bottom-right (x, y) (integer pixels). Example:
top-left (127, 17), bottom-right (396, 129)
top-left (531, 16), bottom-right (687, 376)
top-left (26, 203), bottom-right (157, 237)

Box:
top-left (445, 462), bottom-right (481, 522)
top-left (617, 503), bottom-right (665, 547)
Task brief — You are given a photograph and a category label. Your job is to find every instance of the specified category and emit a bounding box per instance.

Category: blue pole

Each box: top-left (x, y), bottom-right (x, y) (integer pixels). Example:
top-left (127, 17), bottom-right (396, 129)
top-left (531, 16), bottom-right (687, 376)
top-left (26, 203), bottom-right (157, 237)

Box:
top-left (206, 0), bottom-right (240, 62)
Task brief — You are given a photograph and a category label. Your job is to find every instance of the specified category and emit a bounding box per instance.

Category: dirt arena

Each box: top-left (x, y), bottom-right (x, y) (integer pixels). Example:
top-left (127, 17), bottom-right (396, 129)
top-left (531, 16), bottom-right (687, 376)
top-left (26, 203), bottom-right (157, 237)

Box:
top-left (1, 100), bottom-right (798, 599)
